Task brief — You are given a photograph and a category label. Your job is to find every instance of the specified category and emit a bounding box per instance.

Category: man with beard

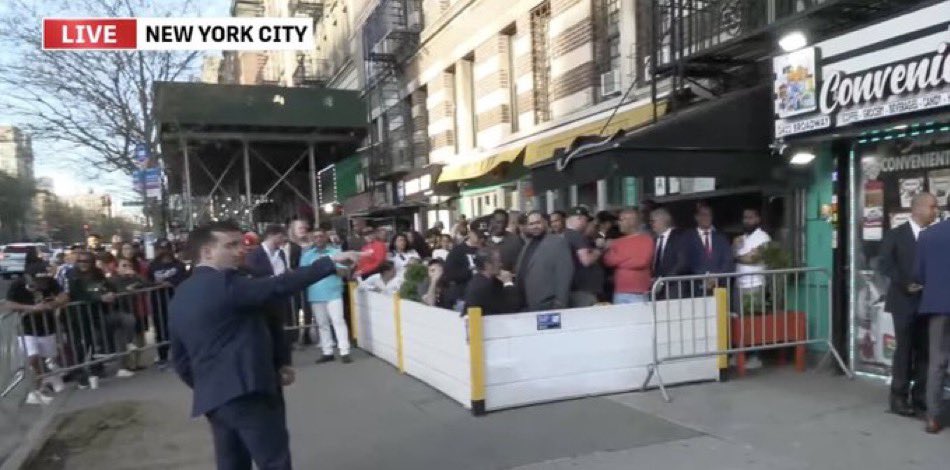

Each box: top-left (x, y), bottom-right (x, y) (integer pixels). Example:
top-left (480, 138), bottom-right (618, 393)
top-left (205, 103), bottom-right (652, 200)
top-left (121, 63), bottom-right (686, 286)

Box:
top-left (170, 220), bottom-right (363, 469)
top-left (549, 211), bottom-right (567, 236)
top-left (487, 209), bottom-right (523, 273)
top-left (734, 208), bottom-right (771, 298)
top-left (516, 211), bottom-right (574, 310)
top-left (286, 218), bottom-right (314, 346)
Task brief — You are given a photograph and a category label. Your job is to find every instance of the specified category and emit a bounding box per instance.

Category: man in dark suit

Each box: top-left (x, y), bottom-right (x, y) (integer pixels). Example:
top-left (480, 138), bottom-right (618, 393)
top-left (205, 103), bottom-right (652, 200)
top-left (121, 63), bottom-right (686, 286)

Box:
top-left (879, 192), bottom-right (937, 417)
top-left (516, 211), bottom-right (574, 310)
top-left (650, 207), bottom-right (692, 299)
top-left (915, 213), bottom-right (950, 434)
top-left (169, 220), bottom-right (361, 469)
top-left (462, 250), bottom-right (522, 315)
top-left (287, 218), bottom-right (314, 345)
top-left (687, 203), bottom-right (735, 296)
top-left (245, 225), bottom-right (298, 358)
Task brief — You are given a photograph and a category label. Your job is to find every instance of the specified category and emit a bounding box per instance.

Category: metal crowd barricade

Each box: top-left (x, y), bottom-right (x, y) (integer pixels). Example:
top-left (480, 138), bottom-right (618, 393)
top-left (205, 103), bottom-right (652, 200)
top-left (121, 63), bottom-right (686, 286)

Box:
top-left (642, 267), bottom-right (853, 402)
top-left (7, 285), bottom-right (175, 382)
top-left (1, 305), bottom-right (30, 423)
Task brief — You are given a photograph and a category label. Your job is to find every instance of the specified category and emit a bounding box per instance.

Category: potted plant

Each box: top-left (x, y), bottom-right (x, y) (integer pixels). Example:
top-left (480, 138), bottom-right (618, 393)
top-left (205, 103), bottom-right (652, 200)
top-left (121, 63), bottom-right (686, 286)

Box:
top-left (398, 263), bottom-right (428, 302)
top-left (731, 242), bottom-right (807, 375)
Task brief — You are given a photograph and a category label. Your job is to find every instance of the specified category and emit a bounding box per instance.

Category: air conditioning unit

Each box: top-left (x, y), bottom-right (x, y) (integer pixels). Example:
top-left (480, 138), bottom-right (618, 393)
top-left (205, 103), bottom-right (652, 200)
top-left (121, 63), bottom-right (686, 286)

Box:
top-left (407, 11), bottom-right (423, 29)
top-left (600, 69), bottom-right (621, 98)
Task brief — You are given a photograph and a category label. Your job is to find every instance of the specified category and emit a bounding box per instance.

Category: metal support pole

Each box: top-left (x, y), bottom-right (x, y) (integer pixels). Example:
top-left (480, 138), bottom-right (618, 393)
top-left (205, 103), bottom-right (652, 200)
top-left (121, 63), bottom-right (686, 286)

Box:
top-left (181, 136), bottom-right (193, 230)
top-left (308, 142), bottom-right (320, 228)
top-left (243, 140), bottom-right (253, 227)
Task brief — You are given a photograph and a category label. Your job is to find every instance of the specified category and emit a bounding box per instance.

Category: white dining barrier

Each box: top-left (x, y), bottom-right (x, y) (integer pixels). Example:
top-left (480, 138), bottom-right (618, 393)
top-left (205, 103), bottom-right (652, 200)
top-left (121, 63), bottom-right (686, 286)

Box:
top-left (481, 298), bottom-right (719, 412)
top-left (355, 289), bottom-right (399, 368)
top-left (400, 300), bottom-right (471, 408)
top-left (349, 284), bottom-right (720, 415)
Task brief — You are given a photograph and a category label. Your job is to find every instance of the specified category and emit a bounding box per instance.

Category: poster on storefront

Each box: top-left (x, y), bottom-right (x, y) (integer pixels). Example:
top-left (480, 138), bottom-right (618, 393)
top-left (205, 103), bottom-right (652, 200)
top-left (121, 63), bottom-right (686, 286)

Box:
top-left (898, 177), bottom-right (924, 208)
top-left (654, 177), bottom-right (666, 196)
top-left (862, 180), bottom-right (884, 241)
top-left (928, 169), bottom-right (950, 207)
top-left (773, 47), bottom-right (817, 119)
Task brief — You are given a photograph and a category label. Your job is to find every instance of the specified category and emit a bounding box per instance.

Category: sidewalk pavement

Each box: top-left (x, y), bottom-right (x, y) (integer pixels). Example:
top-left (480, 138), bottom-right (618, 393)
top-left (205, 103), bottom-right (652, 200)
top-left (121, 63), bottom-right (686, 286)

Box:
top-left (18, 348), bottom-right (950, 470)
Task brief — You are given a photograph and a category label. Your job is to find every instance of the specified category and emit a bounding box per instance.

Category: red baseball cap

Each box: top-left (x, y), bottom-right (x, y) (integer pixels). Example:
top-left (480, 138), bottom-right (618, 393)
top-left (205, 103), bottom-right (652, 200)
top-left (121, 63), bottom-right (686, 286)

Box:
top-left (243, 232), bottom-right (260, 246)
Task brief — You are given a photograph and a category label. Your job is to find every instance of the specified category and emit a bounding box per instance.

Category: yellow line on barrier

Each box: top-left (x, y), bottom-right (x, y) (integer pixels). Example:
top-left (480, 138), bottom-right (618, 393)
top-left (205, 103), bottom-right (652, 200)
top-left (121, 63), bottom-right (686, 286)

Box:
top-left (714, 287), bottom-right (729, 373)
top-left (347, 282), bottom-right (359, 344)
top-left (394, 293), bottom-right (405, 373)
top-left (467, 306), bottom-right (486, 416)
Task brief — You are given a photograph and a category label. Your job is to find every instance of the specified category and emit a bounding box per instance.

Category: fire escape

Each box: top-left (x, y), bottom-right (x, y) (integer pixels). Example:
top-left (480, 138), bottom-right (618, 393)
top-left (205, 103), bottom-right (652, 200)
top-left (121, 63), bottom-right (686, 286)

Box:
top-left (362, 0), bottom-right (424, 184)
top-left (643, 0), bottom-right (926, 118)
top-left (290, 0), bottom-right (329, 87)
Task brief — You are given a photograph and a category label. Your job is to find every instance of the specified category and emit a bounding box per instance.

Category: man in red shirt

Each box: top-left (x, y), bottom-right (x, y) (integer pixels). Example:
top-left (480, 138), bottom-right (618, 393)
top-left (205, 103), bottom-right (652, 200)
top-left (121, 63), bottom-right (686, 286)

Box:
top-left (355, 227), bottom-right (387, 279)
top-left (603, 209), bottom-right (655, 304)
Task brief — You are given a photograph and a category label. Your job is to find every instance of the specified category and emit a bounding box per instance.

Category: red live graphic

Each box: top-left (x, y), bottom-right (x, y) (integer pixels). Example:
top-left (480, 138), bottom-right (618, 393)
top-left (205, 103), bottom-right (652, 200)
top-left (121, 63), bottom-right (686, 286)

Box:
top-left (42, 19), bottom-right (137, 50)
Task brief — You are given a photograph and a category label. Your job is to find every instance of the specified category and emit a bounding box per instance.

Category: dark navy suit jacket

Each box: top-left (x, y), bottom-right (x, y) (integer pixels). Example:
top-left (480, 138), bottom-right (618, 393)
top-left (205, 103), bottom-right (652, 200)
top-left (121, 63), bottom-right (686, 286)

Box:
top-left (915, 220), bottom-right (950, 316)
top-left (169, 259), bottom-right (335, 417)
top-left (686, 227), bottom-right (735, 275)
top-left (244, 246), bottom-right (295, 368)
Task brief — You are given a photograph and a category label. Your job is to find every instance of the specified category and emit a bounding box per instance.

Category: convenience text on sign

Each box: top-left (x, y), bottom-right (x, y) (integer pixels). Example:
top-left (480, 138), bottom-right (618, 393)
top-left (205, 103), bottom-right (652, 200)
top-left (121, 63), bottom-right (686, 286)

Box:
top-left (43, 18), bottom-right (315, 51)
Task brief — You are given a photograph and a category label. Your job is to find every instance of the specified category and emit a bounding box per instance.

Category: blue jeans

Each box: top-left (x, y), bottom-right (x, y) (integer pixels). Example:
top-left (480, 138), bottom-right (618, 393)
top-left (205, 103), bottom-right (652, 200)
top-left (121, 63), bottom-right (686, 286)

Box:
top-left (613, 293), bottom-right (648, 304)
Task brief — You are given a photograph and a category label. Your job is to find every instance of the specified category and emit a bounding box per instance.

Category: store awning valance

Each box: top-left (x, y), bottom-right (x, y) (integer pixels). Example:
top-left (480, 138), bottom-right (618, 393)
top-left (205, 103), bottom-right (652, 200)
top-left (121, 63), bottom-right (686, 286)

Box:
top-left (530, 86), bottom-right (777, 192)
top-left (524, 100), bottom-right (663, 166)
top-left (438, 147), bottom-right (525, 183)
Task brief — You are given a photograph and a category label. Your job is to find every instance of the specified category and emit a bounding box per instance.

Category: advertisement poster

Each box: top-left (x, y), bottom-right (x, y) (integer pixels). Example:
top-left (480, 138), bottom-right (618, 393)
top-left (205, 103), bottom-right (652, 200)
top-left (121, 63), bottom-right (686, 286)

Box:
top-left (773, 47), bottom-right (817, 118)
top-left (928, 169), bottom-right (950, 206)
top-left (862, 180), bottom-right (884, 241)
top-left (898, 177), bottom-right (924, 208)
top-left (890, 212), bottom-right (912, 229)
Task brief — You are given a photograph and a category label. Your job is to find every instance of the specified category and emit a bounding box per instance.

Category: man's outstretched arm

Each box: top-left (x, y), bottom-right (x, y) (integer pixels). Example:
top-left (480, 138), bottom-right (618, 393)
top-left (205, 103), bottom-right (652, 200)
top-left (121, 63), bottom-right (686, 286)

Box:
top-left (229, 252), bottom-right (363, 308)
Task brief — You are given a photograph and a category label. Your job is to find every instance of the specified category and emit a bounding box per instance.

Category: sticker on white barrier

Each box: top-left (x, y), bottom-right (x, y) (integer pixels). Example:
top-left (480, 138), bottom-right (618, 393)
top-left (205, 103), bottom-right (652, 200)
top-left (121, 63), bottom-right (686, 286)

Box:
top-left (536, 313), bottom-right (562, 331)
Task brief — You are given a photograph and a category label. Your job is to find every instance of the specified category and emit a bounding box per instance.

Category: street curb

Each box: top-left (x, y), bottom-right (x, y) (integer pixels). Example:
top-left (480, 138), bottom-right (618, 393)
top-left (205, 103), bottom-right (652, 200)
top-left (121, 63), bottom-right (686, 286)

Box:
top-left (0, 388), bottom-right (72, 470)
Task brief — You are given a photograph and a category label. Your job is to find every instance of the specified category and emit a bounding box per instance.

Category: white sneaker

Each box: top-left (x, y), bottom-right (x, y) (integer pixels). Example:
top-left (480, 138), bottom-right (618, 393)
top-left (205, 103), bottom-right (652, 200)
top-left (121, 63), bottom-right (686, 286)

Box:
top-left (43, 375), bottom-right (66, 393)
top-left (115, 369), bottom-right (135, 378)
top-left (746, 355), bottom-right (764, 370)
top-left (26, 391), bottom-right (53, 405)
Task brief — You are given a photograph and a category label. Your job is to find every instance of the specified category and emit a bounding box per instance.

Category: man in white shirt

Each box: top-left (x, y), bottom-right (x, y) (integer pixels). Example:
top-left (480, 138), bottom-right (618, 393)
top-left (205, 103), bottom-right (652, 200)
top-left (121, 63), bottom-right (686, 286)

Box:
top-left (735, 208), bottom-right (771, 289)
top-left (360, 261), bottom-right (403, 295)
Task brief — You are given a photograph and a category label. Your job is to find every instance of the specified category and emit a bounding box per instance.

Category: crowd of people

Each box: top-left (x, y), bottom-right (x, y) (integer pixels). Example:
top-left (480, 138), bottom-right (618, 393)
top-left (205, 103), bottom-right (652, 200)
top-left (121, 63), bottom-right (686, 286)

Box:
top-left (6, 234), bottom-right (188, 406)
top-left (330, 203), bottom-right (773, 318)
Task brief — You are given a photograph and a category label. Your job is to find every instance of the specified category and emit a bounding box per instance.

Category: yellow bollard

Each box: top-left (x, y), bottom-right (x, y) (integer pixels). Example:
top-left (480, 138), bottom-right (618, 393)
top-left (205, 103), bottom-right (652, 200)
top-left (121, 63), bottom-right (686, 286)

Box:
top-left (467, 306), bottom-right (486, 416)
top-left (347, 282), bottom-right (359, 344)
top-left (394, 293), bottom-right (404, 374)
top-left (714, 287), bottom-right (729, 379)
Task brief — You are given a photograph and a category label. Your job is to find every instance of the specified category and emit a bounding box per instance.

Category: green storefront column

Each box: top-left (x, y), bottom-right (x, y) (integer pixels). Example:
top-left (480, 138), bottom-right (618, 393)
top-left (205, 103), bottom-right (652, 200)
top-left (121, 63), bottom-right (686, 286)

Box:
top-left (803, 145), bottom-right (835, 351)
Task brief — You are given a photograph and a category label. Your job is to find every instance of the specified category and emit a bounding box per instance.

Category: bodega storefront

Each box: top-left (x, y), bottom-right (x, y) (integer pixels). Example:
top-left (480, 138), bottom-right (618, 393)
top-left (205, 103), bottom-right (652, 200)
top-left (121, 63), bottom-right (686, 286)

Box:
top-left (774, 1), bottom-right (950, 378)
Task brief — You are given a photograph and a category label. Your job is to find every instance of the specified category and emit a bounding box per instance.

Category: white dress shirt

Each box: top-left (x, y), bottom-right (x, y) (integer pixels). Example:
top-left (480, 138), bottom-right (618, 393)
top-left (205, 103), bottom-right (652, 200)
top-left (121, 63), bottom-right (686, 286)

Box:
top-left (360, 273), bottom-right (403, 295)
top-left (263, 244), bottom-right (288, 276)
top-left (909, 219), bottom-right (924, 240)
top-left (736, 228), bottom-right (771, 288)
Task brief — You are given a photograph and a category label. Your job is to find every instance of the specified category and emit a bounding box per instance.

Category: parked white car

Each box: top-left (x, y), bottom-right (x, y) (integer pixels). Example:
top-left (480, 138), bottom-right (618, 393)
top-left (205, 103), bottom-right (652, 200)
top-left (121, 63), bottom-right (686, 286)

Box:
top-left (0, 243), bottom-right (48, 279)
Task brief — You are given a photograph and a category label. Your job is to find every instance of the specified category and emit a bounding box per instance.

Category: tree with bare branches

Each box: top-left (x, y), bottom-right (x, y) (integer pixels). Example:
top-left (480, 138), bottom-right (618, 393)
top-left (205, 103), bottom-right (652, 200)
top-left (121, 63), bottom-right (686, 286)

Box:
top-left (0, 0), bottom-right (205, 231)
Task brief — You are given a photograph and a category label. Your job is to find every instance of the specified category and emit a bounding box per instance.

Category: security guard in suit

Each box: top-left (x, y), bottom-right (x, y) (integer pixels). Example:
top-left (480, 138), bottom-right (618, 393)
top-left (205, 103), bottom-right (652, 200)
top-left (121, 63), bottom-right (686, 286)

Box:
top-left (169, 220), bottom-right (362, 470)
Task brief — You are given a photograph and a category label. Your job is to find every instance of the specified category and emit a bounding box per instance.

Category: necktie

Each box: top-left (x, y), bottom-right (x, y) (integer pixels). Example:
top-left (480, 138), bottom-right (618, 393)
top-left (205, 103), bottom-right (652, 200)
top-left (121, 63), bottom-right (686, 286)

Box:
top-left (654, 235), bottom-right (665, 273)
top-left (703, 230), bottom-right (711, 257)
top-left (276, 248), bottom-right (288, 271)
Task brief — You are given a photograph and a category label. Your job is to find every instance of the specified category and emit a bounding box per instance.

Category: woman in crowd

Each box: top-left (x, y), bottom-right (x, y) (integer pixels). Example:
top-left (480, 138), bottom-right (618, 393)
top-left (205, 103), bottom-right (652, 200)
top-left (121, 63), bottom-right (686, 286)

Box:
top-left (389, 233), bottom-right (421, 277)
top-left (110, 258), bottom-right (150, 372)
top-left (419, 259), bottom-right (451, 308)
top-left (117, 242), bottom-right (149, 278)
top-left (431, 234), bottom-right (454, 261)
top-left (406, 230), bottom-right (432, 259)
top-left (96, 252), bottom-right (118, 278)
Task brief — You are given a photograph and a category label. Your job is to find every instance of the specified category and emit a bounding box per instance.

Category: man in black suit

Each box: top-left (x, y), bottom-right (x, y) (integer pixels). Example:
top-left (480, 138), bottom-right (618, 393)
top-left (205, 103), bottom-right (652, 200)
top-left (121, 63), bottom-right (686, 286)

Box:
top-left (462, 250), bottom-right (522, 315)
top-left (169, 220), bottom-right (361, 470)
top-left (287, 218), bottom-right (314, 345)
top-left (687, 203), bottom-right (735, 295)
top-left (879, 192), bottom-right (938, 417)
top-left (650, 207), bottom-right (692, 299)
top-left (246, 225), bottom-right (299, 357)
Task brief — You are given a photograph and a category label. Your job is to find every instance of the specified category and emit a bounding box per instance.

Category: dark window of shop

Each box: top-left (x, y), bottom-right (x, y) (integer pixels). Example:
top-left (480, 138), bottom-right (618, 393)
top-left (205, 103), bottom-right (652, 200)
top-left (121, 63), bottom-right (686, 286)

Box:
top-left (530, 2), bottom-right (551, 125)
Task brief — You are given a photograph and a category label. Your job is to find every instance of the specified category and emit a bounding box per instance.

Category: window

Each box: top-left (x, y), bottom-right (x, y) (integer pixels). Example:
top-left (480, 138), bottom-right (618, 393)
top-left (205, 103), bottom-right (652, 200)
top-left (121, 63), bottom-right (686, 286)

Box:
top-left (504, 28), bottom-right (519, 133)
top-left (593, 0), bottom-right (622, 99)
top-left (530, 2), bottom-right (551, 124)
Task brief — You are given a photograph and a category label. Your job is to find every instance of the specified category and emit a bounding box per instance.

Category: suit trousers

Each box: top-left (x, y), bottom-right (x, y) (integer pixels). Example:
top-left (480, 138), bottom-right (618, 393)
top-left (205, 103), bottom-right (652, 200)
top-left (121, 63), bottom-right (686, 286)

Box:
top-left (890, 313), bottom-right (928, 404)
top-left (925, 315), bottom-right (950, 421)
top-left (312, 299), bottom-right (350, 356)
top-left (207, 393), bottom-right (292, 470)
